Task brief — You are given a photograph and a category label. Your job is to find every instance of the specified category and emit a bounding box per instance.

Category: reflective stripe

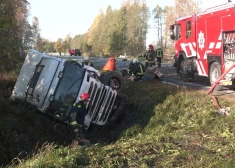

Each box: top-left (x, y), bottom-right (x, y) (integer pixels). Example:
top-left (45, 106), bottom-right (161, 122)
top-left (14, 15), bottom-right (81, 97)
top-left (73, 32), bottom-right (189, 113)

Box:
top-left (70, 121), bottom-right (77, 125)
top-left (137, 64), bottom-right (144, 75)
top-left (70, 121), bottom-right (83, 127)
top-left (139, 65), bottom-right (143, 73)
top-left (157, 50), bottom-right (162, 57)
top-left (73, 103), bottom-right (81, 108)
top-left (77, 124), bottom-right (83, 128)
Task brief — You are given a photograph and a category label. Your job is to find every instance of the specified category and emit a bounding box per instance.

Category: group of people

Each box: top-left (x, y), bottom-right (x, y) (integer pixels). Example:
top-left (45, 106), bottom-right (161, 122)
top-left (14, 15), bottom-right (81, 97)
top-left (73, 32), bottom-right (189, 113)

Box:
top-left (142, 44), bottom-right (164, 68)
top-left (128, 44), bottom-right (164, 81)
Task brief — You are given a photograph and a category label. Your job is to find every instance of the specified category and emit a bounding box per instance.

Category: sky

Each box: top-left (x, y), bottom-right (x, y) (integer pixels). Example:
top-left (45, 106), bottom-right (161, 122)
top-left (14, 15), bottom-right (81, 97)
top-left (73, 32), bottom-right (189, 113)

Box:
top-left (28, 0), bottom-right (233, 44)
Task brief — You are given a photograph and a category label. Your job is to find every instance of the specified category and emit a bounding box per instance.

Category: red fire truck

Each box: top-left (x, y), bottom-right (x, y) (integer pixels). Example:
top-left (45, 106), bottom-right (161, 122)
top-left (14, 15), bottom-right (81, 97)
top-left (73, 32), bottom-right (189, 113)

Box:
top-left (170, 2), bottom-right (235, 90)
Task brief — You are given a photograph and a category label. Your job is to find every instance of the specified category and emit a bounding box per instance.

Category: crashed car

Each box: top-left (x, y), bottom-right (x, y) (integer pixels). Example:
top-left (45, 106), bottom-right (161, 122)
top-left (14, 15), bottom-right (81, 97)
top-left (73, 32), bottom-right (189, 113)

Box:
top-left (10, 49), bottom-right (126, 130)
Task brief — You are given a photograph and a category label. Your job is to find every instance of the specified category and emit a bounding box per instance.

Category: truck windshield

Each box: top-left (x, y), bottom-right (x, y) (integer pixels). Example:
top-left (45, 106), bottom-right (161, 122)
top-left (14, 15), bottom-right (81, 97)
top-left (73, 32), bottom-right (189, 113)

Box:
top-left (48, 61), bottom-right (84, 118)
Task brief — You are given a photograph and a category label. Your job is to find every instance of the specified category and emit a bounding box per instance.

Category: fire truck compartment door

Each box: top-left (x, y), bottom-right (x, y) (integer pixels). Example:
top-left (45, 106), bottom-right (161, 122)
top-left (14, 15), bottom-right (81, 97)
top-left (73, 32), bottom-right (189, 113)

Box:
top-left (26, 58), bottom-right (60, 108)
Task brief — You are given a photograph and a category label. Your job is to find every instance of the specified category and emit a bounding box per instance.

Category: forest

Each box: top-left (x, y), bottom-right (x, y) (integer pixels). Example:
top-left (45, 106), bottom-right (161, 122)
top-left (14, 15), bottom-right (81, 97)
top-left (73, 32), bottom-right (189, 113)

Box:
top-left (0, 0), bottom-right (201, 71)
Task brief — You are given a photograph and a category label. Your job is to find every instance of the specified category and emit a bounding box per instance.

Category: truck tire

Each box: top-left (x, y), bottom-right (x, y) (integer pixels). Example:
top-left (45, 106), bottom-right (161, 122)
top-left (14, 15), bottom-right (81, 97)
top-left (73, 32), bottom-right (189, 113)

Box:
top-left (103, 93), bottom-right (127, 131)
top-left (210, 62), bottom-right (223, 91)
top-left (100, 71), bottom-right (124, 93)
top-left (109, 94), bottom-right (127, 124)
top-left (179, 59), bottom-right (189, 82)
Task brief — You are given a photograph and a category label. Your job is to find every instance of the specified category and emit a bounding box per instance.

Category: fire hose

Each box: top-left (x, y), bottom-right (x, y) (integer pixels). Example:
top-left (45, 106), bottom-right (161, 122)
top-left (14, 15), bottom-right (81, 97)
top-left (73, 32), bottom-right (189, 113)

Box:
top-left (206, 64), bottom-right (235, 115)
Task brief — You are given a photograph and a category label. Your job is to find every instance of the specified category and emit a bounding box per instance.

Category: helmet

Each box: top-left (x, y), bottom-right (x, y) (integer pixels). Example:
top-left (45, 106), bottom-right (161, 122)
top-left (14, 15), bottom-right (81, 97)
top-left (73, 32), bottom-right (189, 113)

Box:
top-left (148, 44), bottom-right (154, 50)
top-left (133, 58), bottom-right (138, 63)
top-left (158, 46), bottom-right (161, 49)
top-left (79, 93), bottom-right (90, 101)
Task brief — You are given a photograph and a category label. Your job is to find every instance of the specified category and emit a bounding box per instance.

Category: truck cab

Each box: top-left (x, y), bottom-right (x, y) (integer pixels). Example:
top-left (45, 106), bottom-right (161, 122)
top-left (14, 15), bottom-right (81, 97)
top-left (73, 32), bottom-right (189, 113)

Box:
top-left (170, 15), bottom-right (197, 81)
top-left (11, 49), bottom-right (126, 130)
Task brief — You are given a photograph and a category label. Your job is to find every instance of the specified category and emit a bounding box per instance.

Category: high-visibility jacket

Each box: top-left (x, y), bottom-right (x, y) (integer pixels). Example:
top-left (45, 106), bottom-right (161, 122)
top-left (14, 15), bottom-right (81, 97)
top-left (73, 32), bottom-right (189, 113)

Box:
top-left (145, 50), bottom-right (156, 64)
top-left (128, 62), bottom-right (145, 76)
top-left (156, 49), bottom-right (163, 58)
top-left (69, 102), bottom-right (87, 128)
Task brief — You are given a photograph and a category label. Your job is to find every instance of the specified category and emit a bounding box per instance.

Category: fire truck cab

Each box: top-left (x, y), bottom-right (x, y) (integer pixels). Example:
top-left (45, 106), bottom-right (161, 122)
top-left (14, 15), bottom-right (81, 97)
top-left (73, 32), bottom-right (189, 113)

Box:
top-left (170, 2), bottom-right (235, 90)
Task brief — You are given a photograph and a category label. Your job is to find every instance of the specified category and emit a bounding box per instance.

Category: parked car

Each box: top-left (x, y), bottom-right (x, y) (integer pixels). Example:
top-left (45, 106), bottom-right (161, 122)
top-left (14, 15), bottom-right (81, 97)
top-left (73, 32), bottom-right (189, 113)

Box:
top-left (69, 49), bottom-right (81, 56)
top-left (118, 53), bottom-right (130, 60)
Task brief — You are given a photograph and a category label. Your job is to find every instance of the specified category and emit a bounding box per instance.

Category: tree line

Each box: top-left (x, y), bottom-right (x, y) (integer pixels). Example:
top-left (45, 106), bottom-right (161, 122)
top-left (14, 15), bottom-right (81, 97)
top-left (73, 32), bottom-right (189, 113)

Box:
top-left (0, 0), bottom-right (202, 70)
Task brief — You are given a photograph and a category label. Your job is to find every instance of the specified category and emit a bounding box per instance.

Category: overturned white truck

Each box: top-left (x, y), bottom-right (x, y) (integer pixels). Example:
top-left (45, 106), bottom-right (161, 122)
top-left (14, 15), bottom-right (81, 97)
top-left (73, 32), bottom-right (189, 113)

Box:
top-left (10, 49), bottom-right (126, 130)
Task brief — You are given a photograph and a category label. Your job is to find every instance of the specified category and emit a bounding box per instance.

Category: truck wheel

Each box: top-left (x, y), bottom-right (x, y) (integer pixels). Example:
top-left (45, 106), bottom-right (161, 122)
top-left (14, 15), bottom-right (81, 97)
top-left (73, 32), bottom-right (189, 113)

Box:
top-left (105, 94), bottom-right (127, 130)
top-left (100, 71), bottom-right (124, 93)
top-left (210, 62), bottom-right (223, 91)
top-left (179, 59), bottom-right (189, 82)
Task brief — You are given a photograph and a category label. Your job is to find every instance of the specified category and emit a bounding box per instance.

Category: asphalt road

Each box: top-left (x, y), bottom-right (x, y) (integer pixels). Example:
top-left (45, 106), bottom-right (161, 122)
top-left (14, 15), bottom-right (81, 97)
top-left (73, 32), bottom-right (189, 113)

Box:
top-left (159, 64), bottom-right (211, 91)
top-left (91, 57), bottom-right (212, 90)
top-left (86, 57), bottom-right (235, 98)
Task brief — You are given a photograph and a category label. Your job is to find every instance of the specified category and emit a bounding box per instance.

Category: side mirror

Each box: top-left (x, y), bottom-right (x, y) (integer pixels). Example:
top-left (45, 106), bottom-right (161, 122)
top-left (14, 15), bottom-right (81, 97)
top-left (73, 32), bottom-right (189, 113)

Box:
top-left (170, 25), bottom-right (175, 40)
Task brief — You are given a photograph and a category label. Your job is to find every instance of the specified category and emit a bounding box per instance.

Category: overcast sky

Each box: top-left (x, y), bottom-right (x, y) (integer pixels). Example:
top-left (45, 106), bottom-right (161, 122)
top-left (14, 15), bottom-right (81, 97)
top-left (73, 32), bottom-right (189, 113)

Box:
top-left (27, 0), bottom-right (233, 44)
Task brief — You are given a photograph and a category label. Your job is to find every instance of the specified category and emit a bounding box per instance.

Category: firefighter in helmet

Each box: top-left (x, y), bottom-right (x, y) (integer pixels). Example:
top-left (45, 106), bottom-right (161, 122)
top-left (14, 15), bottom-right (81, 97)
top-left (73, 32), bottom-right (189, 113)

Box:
top-left (128, 58), bottom-right (145, 81)
top-left (144, 44), bottom-right (156, 68)
top-left (69, 92), bottom-right (92, 143)
top-left (156, 46), bottom-right (163, 68)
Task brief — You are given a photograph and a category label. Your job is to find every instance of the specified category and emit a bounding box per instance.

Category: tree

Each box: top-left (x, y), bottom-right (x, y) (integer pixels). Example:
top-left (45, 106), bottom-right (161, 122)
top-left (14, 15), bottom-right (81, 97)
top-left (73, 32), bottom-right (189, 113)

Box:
top-left (124, 0), bottom-right (148, 55)
top-left (86, 0), bottom-right (148, 56)
top-left (153, 5), bottom-right (166, 47)
top-left (54, 38), bottom-right (63, 55)
top-left (0, 0), bottom-right (30, 71)
top-left (31, 16), bottom-right (41, 49)
top-left (64, 34), bottom-right (72, 50)
top-left (61, 40), bottom-right (68, 55)
top-left (173, 0), bottom-right (199, 18)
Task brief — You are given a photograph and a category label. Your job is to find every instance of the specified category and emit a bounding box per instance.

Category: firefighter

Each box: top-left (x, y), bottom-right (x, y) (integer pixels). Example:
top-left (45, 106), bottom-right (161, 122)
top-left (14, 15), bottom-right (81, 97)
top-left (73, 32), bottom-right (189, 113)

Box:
top-left (143, 44), bottom-right (156, 68)
top-left (156, 46), bottom-right (163, 68)
top-left (128, 58), bottom-right (145, 81)
top-left (69, 92), bottom-right (92, 144)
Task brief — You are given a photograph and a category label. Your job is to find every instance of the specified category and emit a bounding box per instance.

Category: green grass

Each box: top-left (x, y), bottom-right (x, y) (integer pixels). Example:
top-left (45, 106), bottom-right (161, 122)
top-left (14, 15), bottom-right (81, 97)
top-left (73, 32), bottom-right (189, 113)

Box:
top-left (5, 77), bottom-right (235, 168)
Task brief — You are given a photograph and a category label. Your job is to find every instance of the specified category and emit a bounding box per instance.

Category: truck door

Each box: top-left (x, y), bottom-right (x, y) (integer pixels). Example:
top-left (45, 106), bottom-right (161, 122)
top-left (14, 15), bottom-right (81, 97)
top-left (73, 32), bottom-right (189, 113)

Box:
top-left (26, 58), bottom-right (60, 108)
top-left (180, 16), bottom-right (196, 58)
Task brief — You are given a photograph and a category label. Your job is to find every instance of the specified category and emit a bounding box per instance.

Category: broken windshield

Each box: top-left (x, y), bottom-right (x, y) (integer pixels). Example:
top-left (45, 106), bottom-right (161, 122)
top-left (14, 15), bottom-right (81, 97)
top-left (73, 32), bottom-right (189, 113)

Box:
top-left (47, 61), bottom-right (84, 119)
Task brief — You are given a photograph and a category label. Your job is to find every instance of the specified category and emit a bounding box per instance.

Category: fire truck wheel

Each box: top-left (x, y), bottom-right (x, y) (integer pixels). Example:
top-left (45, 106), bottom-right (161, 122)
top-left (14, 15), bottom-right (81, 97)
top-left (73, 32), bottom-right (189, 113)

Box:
top-left (210, 62), bottom-right (223, 91)
top-left (179, 59), bottom-right (189, 82)
top-left (100, 71), bottom-right (124, 93)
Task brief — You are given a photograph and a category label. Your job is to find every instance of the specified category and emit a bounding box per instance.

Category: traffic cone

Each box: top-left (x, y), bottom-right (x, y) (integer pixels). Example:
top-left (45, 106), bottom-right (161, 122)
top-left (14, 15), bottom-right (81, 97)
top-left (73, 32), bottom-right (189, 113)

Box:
top-left (103, 56), bottom-right (117, 71)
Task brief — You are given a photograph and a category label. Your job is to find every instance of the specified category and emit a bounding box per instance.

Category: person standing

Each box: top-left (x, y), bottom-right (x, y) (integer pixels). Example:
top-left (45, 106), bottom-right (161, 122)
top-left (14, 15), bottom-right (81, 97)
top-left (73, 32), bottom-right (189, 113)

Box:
top-left (144, 44), bottom-right (156, 68)
top-left (156, 46), bottom-right (164, 68)
top-left (69, 93), bottom-right (92, 143)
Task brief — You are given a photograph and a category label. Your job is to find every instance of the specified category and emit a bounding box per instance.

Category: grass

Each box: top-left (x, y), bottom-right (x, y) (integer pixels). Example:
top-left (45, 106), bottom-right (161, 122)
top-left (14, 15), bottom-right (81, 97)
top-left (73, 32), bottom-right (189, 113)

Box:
top-left (3, 74), bottom-right (235, 167)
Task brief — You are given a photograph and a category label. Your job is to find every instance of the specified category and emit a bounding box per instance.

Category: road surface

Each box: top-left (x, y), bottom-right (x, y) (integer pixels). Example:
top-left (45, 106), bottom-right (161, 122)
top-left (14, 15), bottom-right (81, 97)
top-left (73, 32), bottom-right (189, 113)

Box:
top-left (79, 56), bottom-right (234, 97)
